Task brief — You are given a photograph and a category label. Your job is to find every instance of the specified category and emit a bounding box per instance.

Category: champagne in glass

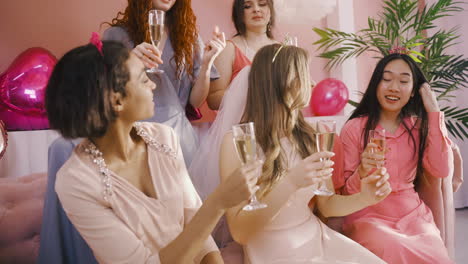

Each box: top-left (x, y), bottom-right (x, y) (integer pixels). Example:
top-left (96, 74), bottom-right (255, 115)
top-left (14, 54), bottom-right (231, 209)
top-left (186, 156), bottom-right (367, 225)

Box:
top-left (234, 136), bottom-right (257, 164)
top-left (232, 122), bottom-right (267, 211)
top-left (147, 10), bottom-right (164, 74)
top-left (313, 120), bottom-right (336, 196)
top-left (150, 24), bottom-right (163, 47)
top-left (369, 129), bottom-right (386, 168)
top-left (316, 132), bottom-right (335, 153)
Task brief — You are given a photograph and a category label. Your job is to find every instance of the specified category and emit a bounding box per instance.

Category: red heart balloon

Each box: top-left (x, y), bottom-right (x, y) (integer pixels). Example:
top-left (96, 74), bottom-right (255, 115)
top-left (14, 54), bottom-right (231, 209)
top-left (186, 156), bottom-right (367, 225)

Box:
top-left (0, 47), bottom-right (56, 130)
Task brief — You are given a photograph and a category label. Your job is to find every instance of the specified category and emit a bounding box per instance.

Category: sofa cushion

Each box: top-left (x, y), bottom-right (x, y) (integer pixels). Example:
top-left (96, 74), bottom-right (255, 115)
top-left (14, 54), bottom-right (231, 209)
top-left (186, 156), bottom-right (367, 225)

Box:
top-left (0, 173), bottom-right (47, 264)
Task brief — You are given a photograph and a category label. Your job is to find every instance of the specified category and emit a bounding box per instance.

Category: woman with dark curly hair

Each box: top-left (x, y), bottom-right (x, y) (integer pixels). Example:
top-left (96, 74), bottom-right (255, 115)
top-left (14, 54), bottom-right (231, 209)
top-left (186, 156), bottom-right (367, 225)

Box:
top-left (38, 1), bottom-right (225, 263)
top-left (42, 37), bottom-right (259, 264)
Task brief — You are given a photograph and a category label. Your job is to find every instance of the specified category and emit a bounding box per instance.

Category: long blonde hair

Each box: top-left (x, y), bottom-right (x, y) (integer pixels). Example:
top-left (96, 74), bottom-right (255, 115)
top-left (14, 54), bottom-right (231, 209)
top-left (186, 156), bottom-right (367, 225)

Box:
top-left (242, 44), bottom-right (316, 197)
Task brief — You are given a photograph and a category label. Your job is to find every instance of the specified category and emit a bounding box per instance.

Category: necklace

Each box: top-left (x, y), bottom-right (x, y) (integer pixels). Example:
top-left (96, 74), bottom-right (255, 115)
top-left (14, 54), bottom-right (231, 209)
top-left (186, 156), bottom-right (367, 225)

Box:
top-left (83, 122), bottom-right (177, 201)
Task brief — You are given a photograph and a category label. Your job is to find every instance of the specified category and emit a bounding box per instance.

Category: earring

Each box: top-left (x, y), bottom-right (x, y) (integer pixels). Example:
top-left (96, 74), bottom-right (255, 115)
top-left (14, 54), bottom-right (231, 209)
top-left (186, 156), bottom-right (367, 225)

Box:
top-left (267, 22), bottom-right (271, 33)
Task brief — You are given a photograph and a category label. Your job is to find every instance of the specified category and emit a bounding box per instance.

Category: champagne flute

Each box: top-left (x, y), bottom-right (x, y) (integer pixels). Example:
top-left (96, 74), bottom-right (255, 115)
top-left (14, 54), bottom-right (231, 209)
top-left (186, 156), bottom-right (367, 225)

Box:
top-left (147, 9), bottom-right (164, 74)
top-left (313, 120), bottom-right (336, 196)
top-left (232, 122), bottom-right (268, 211)
top-left (369, 129), bottom-right (386, 168)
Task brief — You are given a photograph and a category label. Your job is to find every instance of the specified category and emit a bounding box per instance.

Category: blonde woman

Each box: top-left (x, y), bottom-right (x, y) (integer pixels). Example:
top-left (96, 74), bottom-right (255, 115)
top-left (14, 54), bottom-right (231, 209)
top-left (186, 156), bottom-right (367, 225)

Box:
top-left (219, 44), bottom-right (390, 263)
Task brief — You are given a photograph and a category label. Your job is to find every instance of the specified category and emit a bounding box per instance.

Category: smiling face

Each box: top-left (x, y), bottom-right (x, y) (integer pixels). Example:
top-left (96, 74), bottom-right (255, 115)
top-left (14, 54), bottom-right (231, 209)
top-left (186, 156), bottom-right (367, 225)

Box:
top-left (152, 0), bottom-right (176, 12)
top-left (243, 0), bottom-right (271, 32)
top-left (376, 59), bottom-right (414, 115)
top-left (117, 54), bottom-right (156, 122)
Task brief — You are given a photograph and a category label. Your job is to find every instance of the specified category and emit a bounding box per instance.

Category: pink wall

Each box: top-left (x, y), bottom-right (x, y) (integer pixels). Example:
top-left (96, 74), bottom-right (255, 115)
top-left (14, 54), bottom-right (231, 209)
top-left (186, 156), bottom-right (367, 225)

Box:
top-left (352, 0), bottom-right (385, 93)
top-left (1, 0), bottom-right (331, 80)
top-left (425, 0), bottom-right (468, 208)
top-left (0, 0), bottom-right (383, 118)
top-left (0, 0), bottom-right (127, 73)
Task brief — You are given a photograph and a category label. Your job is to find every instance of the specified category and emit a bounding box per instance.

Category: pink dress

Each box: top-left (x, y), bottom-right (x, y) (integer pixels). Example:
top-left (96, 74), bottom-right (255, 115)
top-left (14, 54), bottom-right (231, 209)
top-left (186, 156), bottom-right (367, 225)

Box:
top-left (340, 112), bottom-right (453, 264)
top-left (241, 138), bottom-right (386, 264)
top-left (229, 40), bottom-right (252, 82)
top-left (193, 40), bottom-right (251, 123)
top-left (55, 123), bottom-right (218, 264)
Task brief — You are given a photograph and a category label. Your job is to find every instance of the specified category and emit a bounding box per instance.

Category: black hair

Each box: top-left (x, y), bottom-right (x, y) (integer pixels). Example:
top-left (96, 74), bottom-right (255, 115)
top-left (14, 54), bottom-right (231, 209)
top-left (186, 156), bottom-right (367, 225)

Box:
top-left (349, 53), bottom-right (429, 185)
top-left (45, 41), bottom-right (131, 138)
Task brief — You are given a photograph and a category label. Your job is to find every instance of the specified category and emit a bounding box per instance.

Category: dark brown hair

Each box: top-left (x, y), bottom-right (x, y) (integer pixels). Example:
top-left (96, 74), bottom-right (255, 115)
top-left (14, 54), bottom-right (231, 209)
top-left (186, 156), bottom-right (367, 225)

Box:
top-left (232, 0), bottom-right (275, 38)
top-left (45, 41), bottom-right (130, 138)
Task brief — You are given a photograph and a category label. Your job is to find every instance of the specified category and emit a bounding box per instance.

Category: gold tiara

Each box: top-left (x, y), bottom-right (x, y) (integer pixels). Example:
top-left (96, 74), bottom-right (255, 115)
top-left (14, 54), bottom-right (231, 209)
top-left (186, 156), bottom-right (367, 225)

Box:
top-left (272, 34), bottom-right (297, 63)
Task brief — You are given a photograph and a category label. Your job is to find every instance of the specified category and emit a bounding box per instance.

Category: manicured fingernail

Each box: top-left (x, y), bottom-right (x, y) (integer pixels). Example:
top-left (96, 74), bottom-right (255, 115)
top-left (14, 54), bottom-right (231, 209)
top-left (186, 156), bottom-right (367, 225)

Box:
top-left (375, 191), bottom-right (381, 196)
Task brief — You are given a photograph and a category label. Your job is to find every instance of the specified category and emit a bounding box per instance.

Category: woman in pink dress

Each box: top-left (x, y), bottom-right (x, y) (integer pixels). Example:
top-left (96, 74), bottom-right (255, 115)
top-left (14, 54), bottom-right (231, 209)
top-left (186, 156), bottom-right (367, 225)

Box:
top-left (340, 53), bottom-right (454, 263)
top-left (44, 34), bottom-right (262, 264)
top-left (219, 44), bottom-right (389, 263)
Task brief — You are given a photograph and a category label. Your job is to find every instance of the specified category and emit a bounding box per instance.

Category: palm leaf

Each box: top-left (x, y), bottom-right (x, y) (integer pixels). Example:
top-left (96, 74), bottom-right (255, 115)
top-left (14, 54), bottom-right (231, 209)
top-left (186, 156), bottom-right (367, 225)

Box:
top-left (440, 106), bottom-right (468, 140)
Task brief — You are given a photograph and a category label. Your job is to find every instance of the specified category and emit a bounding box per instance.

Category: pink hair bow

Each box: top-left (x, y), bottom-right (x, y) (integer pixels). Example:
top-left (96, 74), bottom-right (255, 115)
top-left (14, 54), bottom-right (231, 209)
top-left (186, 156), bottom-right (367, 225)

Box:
top-left (90, 32), bottom-right (103, 56)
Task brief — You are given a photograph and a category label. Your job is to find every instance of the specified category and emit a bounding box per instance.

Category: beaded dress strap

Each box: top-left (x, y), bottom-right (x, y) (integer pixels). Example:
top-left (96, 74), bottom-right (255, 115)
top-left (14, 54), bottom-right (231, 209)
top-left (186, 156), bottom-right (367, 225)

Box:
top-left (83, 122), bottom-right (177, 201)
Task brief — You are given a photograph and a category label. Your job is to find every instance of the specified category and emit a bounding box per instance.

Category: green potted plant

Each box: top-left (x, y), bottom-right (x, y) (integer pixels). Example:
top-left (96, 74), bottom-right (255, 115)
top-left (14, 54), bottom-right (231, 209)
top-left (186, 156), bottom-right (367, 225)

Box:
top-left (313, 0), bottom-right (468, 140)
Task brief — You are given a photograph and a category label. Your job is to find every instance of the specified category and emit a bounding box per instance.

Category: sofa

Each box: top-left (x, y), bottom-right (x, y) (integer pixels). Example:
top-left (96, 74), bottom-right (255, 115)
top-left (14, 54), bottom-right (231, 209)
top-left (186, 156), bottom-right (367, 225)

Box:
top-left (0, 173), bottom-right (47, 264)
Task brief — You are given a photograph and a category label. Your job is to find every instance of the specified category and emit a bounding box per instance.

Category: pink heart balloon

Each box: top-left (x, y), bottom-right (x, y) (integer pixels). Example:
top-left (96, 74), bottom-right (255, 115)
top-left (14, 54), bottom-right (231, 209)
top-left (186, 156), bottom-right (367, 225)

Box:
top-left (0, 47), bottom-right (56, 130)
top-left (310, 78), bottom-right (349, 116)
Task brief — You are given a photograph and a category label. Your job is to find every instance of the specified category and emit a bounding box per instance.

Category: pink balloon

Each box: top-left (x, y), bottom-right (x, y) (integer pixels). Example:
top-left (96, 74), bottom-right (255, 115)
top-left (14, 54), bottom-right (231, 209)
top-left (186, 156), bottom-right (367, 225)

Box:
top-left (310, 78), bottom-right (349, 116)
top-left (0, 47), bottom-right (56, 130)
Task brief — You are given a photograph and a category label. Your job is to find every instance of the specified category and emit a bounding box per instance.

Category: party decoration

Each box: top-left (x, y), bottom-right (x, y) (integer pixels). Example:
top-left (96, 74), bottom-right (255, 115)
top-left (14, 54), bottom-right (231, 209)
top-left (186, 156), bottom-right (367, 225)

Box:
top-left (310, 78), bottom-right (349, 116)
top-left (275, 0), bottom-right (337, 25)
top-left (0, 47), bottom-right (56, 130)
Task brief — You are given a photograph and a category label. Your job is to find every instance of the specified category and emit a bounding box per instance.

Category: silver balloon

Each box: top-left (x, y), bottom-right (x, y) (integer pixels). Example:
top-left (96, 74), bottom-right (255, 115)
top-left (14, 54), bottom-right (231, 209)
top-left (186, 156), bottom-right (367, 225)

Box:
top-left (0, 120), bottom-right (7, 159)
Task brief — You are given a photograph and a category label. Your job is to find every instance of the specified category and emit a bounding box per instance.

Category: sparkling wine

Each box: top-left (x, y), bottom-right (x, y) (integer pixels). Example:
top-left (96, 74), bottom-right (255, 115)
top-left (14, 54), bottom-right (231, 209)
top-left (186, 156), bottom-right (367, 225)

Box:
top-left (234, 136), bottom-right (257, 164)
top-left (316, 132), bottom-right (335, 152)
top-left (370, 137), bottom-right (386, 154)
top-left (150, 24), bottom-right (163, 47)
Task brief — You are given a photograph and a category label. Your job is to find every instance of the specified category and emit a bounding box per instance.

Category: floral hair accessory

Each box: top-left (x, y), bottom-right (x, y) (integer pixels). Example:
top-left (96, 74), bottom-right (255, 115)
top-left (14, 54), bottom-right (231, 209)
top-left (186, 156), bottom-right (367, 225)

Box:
top-left (389, 46), bottom-right (410, 55)
top-left (90, 32), bottom-right (103, 56)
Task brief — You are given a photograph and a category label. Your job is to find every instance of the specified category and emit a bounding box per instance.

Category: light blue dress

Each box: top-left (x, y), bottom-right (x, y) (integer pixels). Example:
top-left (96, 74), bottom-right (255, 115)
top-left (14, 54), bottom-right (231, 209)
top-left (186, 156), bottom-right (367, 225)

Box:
top-left (104, 26), bottom-right (219, 166)
top-left (37, 27), bottom-right (218, 263)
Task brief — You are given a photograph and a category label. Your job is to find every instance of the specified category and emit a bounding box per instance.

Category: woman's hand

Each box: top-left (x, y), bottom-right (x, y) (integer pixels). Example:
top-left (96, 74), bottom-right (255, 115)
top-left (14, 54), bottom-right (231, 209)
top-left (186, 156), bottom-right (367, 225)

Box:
top-left (214, 161), bottom-right (263, 210)
top-left (203, 26), bottom-right (226, 65)
top-left (419, 82), bottom-right (440, 112)
top-left (359, 167), bottom-right (392, 205)
top-left (358, 142), bottom-right (386, 179)
top-left (287, 151), bottom-right (335, 189)
top-left (132, 42), bottom-right (163, 69)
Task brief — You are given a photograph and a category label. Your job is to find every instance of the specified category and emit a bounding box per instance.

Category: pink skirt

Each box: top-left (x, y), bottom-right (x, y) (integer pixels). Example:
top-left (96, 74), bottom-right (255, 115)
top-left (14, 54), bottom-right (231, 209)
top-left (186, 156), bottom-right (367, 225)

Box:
top-left (343, 189), bottom-right (453, 264)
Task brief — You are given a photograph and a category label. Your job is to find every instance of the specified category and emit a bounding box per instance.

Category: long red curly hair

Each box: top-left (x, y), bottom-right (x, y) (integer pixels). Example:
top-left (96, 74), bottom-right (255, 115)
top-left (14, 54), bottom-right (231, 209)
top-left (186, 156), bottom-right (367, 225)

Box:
top-left (107, 0), bottom-right (199, 79)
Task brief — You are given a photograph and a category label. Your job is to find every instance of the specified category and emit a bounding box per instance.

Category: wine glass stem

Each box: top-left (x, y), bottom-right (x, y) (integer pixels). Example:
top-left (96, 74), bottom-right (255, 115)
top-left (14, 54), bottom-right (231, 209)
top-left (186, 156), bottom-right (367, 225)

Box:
top-left (250, 194), bottom-right (259, 204)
